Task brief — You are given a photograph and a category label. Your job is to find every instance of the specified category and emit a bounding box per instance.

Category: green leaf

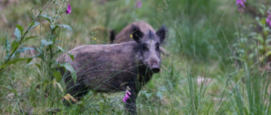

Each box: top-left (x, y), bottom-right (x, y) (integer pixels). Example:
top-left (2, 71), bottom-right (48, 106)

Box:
top-left (1, 58), bottom-right (27, 69)
top-left (60, 63), bottom-right (77, 83)
top-left (11, 41), bottom-right (20, 52)
top-left (35, 63), bottom-right (41, 70)
top-left (266, 38), bottom-right (271, 44)
top-left (249, 32), bottom-right (257, 37)
top-left (22, 36), bottom-right (39, 43)
top-left (29, 22), bottom-right (40, 30)
top-left (145, 92), bottom-right (152, 99)
top-left (15, 47), bottom-right (35, 54)
top-left (2, 85), bottom-right (13, 91)
top-left (16, 25), bottom-right (24, 33)
top-left (259, 18), bottom-right (266, 27)
top-left (41, 39), bottom-right (53, 46)
top-left (141, 91), bottom-right (152, 99)
top-left (5, 37), bottom-right (10, 53)
top-left (58, 24), bottom-right (73, 32)
top-left (39, 14), bottom-right (52, 22)
top-left (57, 46), bottom-right (74, 61)
top-left (25, 62), bottom-right (34, 67)
top-left (158, 86), bottom-right (167, 92)
top-left (27, 58), bottom-right (33, 63)
top-left (50, 24), bottom-right (58, 30)
top-left (35, 47), bottom-right (43, 54)
top-left (15, 25), bottom-right (24, 40)
top-left (259, 9), bottom-right (264, 15)
top-left (6, 58), bottom-right (27, 65)
top-left (254, 34), bottom-right (264, 44)
top-left (31, 53), bottom-right (41, 59)
top-left (14, 28), bottom-right (21, 40)
top-left (57, 46), bottom-right (65, 52)
top-left (266, 51), bottom-right (271, 57)
top-left (67, 52), bottom-right (74, 61)
top-left (156, 91), bottom-right (163, 99)
top-left (34, 47), bottom-right (45, 61)
top-left (53, 70), bottom-right (62, 82)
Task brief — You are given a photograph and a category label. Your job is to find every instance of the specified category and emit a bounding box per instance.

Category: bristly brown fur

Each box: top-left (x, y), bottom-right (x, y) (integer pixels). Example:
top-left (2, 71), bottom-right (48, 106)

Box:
top-left (113, 22), bottom-right (156, 43)
top-left (111, 21), bottom-right (170, 56)
top-left (57, 41), bottom-right (151, 93)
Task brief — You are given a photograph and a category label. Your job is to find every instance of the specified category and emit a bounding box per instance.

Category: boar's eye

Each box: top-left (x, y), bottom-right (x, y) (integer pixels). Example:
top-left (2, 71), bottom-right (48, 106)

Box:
top-left (155, 43), bottom-right (160, 51)
top-left (142, 44), bottom-right (149, 51)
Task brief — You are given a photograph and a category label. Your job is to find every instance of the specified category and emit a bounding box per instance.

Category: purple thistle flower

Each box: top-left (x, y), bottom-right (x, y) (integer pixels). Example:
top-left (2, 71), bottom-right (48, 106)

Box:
top-left (266, 11), bottom-right (271, 27)
top-left (236, 0), bottom-right (246, 12)
top-left (66, 4), bottom-right (71, 14)
top-left (136, 0), bottom-right (142, 8)
top-left (123, 90), bottom-right (131, 102)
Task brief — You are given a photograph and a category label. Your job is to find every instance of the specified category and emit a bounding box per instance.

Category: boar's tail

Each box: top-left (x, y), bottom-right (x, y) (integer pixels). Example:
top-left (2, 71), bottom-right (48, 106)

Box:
top-left (110, 30), bottom-right (115, 43)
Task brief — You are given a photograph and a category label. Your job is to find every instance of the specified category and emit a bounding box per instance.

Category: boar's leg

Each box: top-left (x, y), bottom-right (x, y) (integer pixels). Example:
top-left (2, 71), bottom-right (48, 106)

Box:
top-left (124, 83), bottom-right (140, 115)
top-left (63, 81), bottom-right (89, 106)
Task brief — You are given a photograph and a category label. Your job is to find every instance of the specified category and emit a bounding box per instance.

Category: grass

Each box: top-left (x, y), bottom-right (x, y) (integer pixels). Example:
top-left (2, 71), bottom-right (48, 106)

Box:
top-left (1, 0), bottom-right (271, 114)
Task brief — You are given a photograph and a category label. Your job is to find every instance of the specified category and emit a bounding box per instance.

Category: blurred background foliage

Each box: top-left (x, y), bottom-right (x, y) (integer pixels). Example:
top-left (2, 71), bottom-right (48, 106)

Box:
top-left (0, 0), bottom-right (237, 61)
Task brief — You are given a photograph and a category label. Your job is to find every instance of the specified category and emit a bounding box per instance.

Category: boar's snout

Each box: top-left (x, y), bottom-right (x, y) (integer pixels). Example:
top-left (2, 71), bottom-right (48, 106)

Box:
top-left (147, 57), bottom-right (161, 73)
top-left (151, 64), bottom-right (160, 73)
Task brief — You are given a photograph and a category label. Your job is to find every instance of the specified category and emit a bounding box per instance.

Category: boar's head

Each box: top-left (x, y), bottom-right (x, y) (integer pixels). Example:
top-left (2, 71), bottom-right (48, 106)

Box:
top-left (132, 25), bottom-right (167, 73)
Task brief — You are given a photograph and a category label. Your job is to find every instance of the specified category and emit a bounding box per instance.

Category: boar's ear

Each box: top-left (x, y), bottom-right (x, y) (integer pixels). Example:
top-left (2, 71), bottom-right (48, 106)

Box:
top-left (156, 25), bottom-right (167, 43)
top-left (131, 25), bottom-right (144, 44)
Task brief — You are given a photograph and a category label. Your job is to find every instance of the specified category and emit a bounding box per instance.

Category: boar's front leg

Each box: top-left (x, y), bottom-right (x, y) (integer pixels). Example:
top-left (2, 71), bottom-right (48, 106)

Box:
top-left (63, 80), bottom-right (89, 106)
top-left (124, 83), bottom-right (139, 115)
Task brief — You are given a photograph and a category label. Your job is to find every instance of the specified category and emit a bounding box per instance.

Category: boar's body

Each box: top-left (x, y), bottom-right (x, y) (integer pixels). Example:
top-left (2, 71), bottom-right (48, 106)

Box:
top-left (57, 24), bottom-right (166, 115)
top-left (57, 41), bottom-right (151, 94)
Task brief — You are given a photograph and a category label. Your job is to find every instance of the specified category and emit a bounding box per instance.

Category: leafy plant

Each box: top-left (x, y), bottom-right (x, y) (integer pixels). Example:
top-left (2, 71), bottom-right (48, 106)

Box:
top-left (231, 2), bottom-right (271, 115)
top-left (0, 0), bottom-right (76, 110)
top-left (233, 5), bottom-right (271, 68)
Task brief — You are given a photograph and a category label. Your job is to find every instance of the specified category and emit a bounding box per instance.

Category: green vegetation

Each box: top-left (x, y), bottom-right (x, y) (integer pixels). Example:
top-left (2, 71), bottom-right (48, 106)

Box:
top-left (1, 0), bottom-right (271, 114)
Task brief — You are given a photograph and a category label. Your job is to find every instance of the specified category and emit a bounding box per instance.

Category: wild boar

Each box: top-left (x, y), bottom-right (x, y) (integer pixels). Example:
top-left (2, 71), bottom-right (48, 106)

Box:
top-left (57, 24), bottom-right (167, 114)
top-left (110, 21), bottom-right (169, 55)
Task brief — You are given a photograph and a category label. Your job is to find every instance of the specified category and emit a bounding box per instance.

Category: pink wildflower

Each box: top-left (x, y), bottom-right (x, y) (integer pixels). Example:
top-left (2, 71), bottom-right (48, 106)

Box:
top-left (236, 0), bottom-right (246, 12)
top-left (123, 90), bottom-right (131, 102)
top-left (267, 11), bottom-right (271, 27)
top-left (66, 4), bottom-right (71, 14)
top-left (136, 0), bottom-right (142, 8)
